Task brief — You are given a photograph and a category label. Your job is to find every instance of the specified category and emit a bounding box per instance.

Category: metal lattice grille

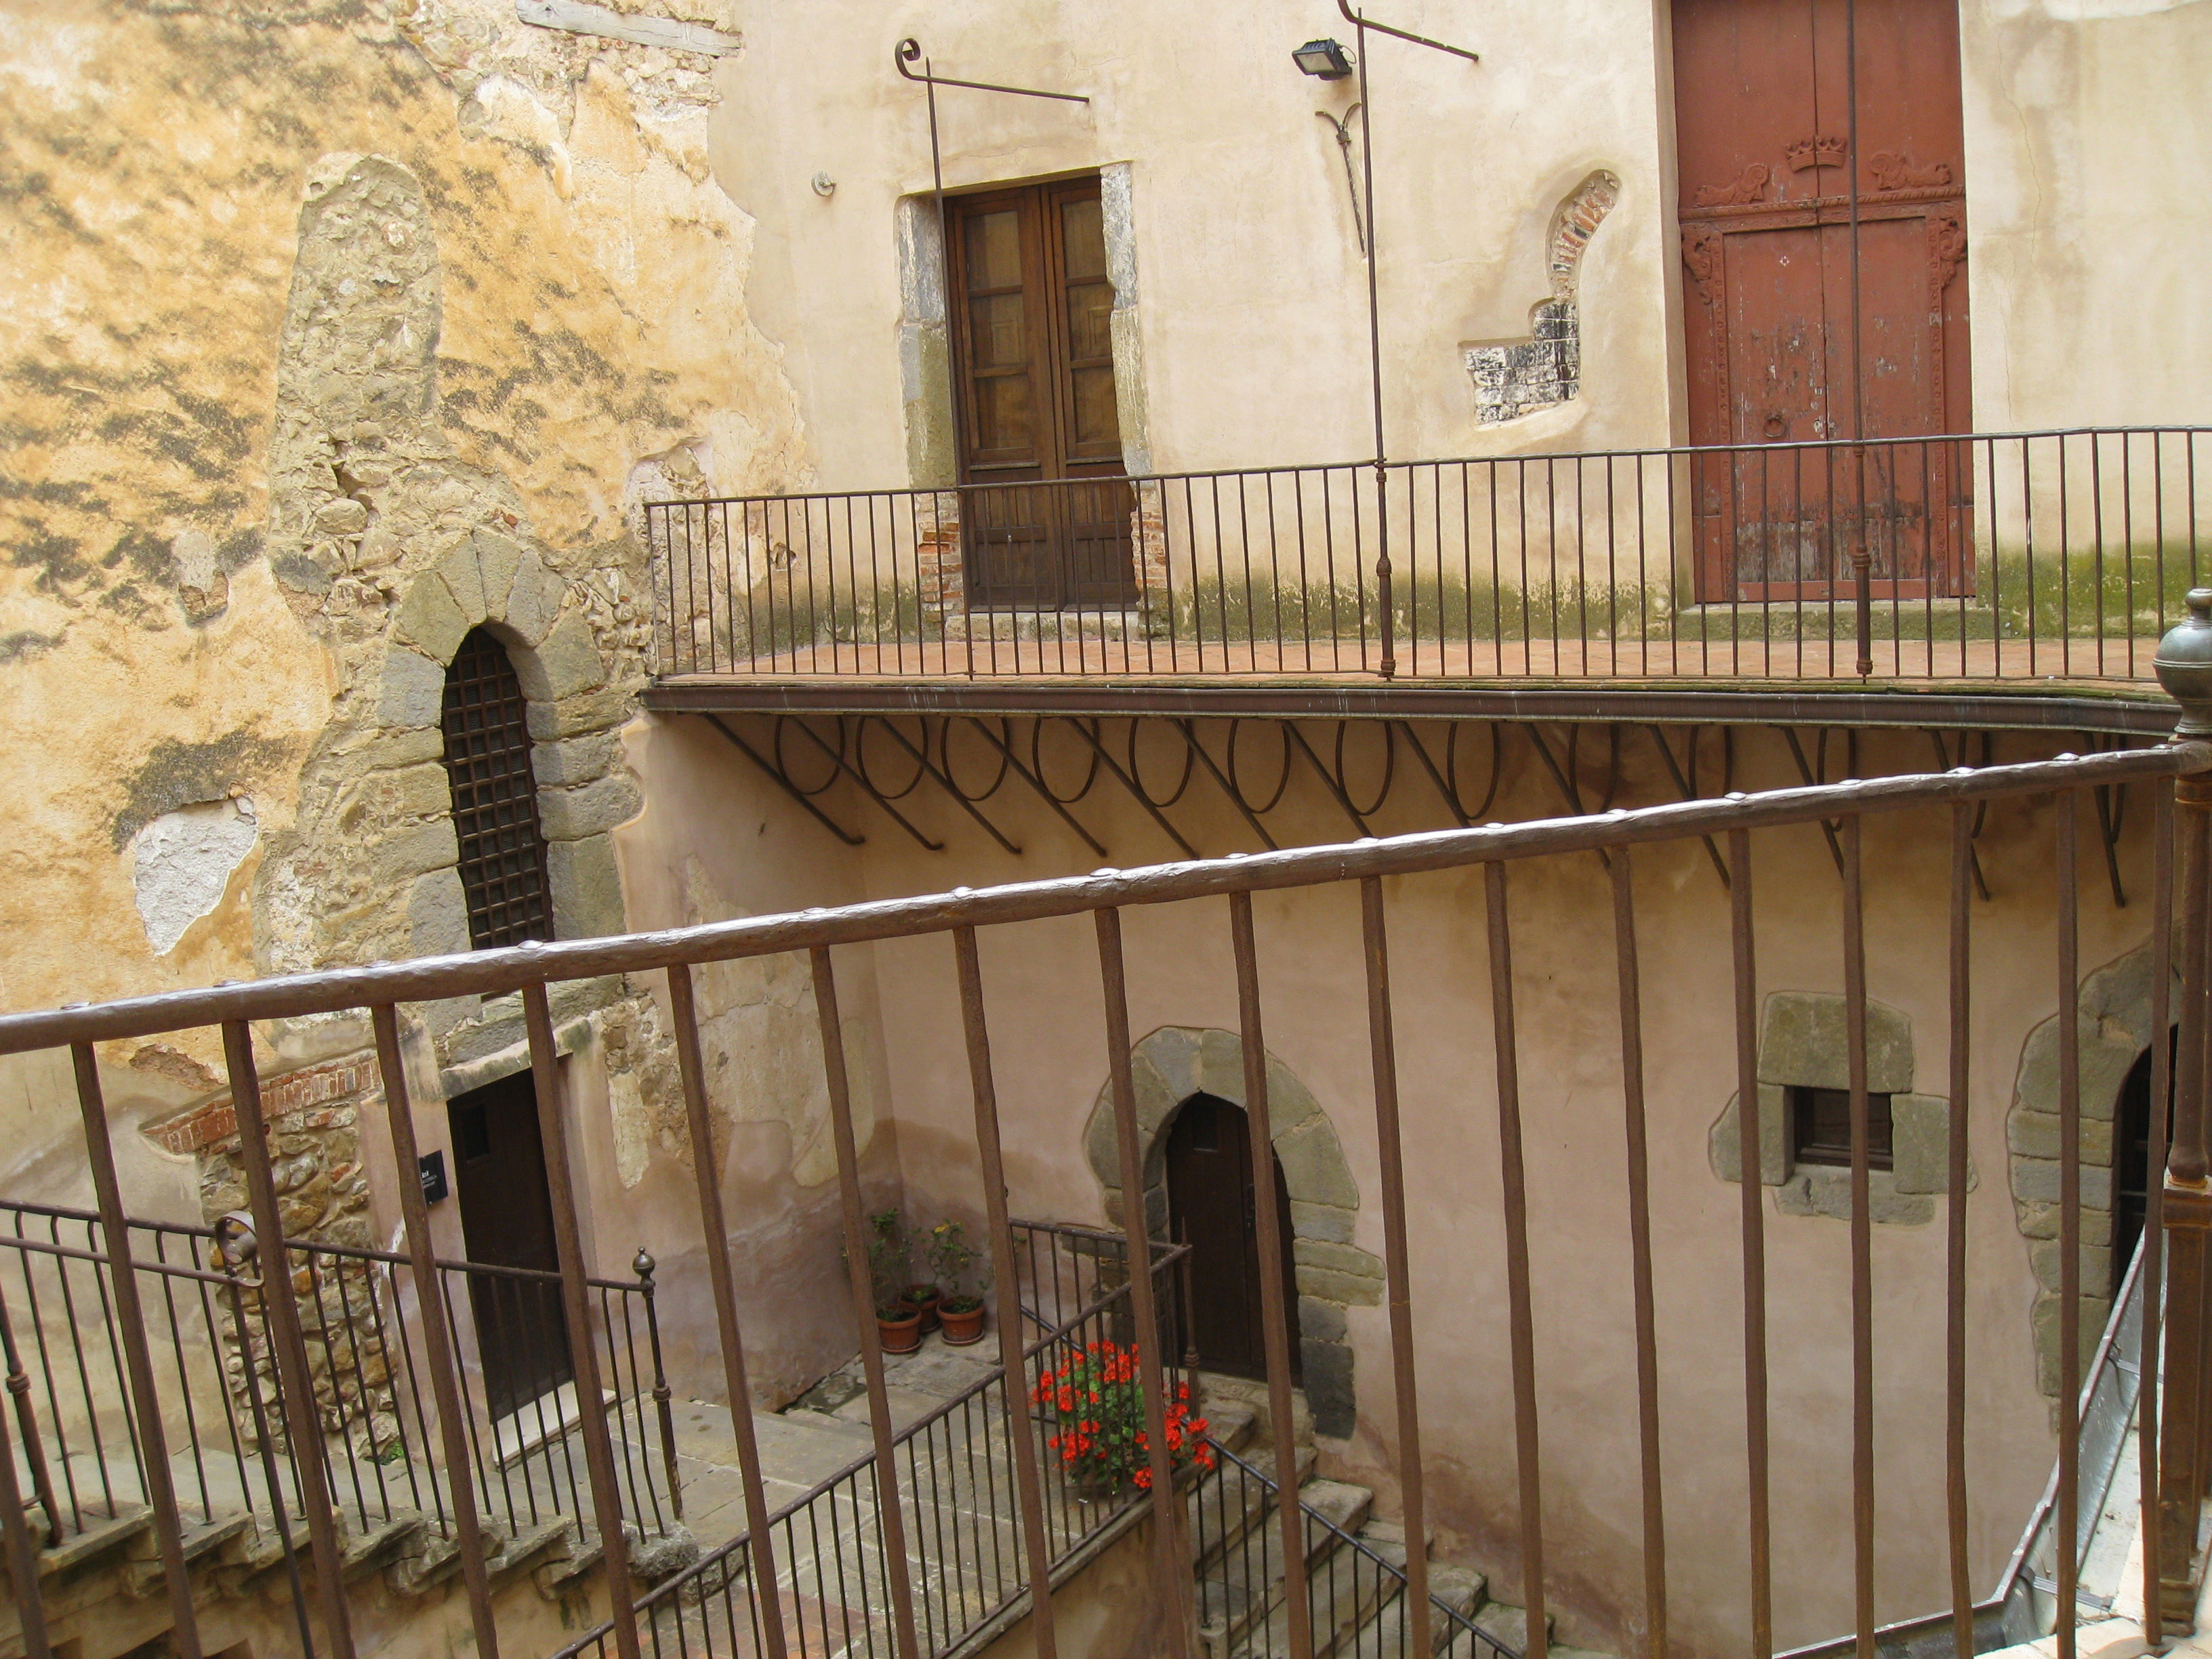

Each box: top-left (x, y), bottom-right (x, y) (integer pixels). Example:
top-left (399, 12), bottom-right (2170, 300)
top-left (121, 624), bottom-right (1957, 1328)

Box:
top-left (441, 628), bottom-right (554, 950)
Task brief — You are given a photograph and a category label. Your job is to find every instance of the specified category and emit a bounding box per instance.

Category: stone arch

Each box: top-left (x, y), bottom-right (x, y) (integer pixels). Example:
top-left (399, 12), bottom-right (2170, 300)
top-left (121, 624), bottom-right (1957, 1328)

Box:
top-left (2009, 937), bottom-right (2180, 1399)
top-left (375, 529), bottom-right (633, 966)
top-left (1082, 1026), bottom-right (1379, 1439)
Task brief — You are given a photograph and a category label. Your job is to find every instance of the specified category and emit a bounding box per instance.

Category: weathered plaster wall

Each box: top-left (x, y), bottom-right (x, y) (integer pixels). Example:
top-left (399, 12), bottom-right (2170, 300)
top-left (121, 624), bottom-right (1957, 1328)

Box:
top-left (710, 0), bottom-right (1674, 491)
top-left (1961, 0), bottom-right (2212, 430)
top-left (0, 0), bottom-right (805, 1018)
top-left (0, 0), bottom-right (845, 1439)
top-left (716, 0), bottom-right (2209, 512)
top-left (641, 717), bottom-right (2152, 1656)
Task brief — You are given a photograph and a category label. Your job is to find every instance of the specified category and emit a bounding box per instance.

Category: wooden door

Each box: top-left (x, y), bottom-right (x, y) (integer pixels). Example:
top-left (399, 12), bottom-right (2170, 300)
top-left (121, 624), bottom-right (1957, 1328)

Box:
top-left (1675, 0), bottom-right (1971, 600)
top-left (947, 178), bottom-right (1136, 610)
top-left (1164, 1094), bottom-right (1300, 1381)
top-left (448, 1072), bottom-right (573, 1419)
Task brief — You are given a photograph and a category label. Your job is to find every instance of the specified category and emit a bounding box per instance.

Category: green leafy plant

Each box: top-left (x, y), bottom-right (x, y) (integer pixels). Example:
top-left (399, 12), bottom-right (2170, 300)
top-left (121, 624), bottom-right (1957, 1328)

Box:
top-left (926, 1220), bottom-right (986, 1314)
top-left (865, 1209), bottom-right (911, 1317)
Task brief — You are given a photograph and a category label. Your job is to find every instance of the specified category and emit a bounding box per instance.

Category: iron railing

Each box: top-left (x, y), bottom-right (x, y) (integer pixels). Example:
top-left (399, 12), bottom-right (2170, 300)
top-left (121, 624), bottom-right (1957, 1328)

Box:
top-left (550, 1220), bottom-right (1193, 1659)
top-left (0, 1198), bottom-right (680, 1579)
top-left (647, 428), bottom-right (2208, 686)
top-left (3, 706), bottom-right (2211, 1659)
top-left (1189, 1437), bottom-right (1507, 1659)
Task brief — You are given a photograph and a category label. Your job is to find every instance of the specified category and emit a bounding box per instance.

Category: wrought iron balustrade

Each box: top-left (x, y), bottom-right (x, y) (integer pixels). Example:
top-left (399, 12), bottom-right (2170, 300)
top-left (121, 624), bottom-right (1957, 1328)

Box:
top-left (646, 428), bottom-right (2208, 687)
top-left (550, 1220), bottom-right (1194, 1659)
top-left (0, 1197), bottom-right (679, 1581)
top-left (3, 712), bottom-right (2212, 1659)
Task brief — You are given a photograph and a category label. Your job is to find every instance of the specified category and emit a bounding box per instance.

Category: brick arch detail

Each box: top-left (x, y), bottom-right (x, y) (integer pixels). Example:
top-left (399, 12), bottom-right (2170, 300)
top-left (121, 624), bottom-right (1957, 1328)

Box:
top-left (1081, 1026), bottom-right (1380, 1439)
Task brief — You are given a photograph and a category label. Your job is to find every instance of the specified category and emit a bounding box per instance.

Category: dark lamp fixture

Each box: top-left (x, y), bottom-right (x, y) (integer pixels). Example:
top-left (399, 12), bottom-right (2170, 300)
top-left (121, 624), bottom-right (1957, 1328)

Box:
top-left (1293, 38), bottom-right (1354, 79)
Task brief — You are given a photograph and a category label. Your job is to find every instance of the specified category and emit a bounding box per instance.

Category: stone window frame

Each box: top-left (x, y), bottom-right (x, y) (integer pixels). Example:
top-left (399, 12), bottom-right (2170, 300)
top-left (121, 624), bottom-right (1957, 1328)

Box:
top-left (1081, 1026), bottom-right (1377, 1441)
top-left (378, 529), bottom-right (638, 1086)
top-left (1708, 991), bottom-right (1960, 1226)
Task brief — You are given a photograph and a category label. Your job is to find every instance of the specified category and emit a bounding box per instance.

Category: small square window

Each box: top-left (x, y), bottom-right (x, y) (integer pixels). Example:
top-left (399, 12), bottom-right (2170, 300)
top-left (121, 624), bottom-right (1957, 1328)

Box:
top-left (1788, 1086), bottom-right (1894, 1170)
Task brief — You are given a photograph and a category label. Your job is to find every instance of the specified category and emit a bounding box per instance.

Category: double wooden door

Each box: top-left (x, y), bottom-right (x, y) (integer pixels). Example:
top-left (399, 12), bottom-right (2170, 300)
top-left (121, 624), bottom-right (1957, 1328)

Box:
top-left (1674, 0), bottom-right (1972, 600)
top-left (1164, 1094), bottom-right (1300, 1381)
top-left (448, 1073), bottom-right (573, 1420)
top-left (947, 178), bottom-right (1137, 610)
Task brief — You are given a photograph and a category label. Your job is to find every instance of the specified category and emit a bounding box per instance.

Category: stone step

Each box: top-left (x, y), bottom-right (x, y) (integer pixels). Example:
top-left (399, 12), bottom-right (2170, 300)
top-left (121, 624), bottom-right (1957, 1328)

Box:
top-left (121, 1511), bottom-right (256, 1596)
top-left (1437, 1599), bottom-right (1555, 1659)
top-left (1197, 1479), bottom-right (1373, 1654)
top-left (1187, 1443), bottom-right (1317, 1575)
top-left (36, 1507), bottom-right (150, 1580)
top-left (1233, 1515), bottom-right (1391, 1659)
top-left (1196, 1373), bottom-right (1313, 1450)
top-left (1330, 1551), bottom-right (1488, 1658)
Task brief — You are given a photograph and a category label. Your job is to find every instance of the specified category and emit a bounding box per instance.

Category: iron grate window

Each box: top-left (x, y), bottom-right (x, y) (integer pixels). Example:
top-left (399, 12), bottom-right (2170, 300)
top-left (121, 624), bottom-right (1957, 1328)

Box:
top-left (440, 627), bottom-right (554, 950)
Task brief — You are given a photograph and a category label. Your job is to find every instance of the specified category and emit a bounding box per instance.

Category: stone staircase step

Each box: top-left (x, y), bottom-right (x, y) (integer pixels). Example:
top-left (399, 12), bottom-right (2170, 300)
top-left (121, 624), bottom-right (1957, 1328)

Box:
top-left (121, 1511), bottom-right (255, 1595)
top-left (1331, 1549), bottom-right (1488, 1658)
top-left (37, 1507), bottom-right (150, 1580)
top-left (1239, 1525), bottom-right (1390, 1659)
top-left (1187, 1444), bottom-right (1317, 1575)
top-left (1197, 1373), bottom-right (1313, 1449)
top-left (1197, 1477), bottom-right (1373, 1655)
top-left (340, 1511), bottom-right (426, 1582)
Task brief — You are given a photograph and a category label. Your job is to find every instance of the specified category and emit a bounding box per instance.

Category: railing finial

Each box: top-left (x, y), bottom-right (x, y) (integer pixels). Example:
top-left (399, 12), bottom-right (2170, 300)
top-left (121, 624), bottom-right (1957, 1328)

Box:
top-left (2154, 588), bottom-right (2212, 737)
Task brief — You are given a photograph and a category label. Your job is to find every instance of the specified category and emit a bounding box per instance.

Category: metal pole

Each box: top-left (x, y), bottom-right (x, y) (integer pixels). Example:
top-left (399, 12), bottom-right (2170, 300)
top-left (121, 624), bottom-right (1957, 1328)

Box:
top-left (369, 1006), bottom-right (499, 1659)
top-left (1843, 0), bottom-right (1874, 676)
top-left (2158, 773), bottom-right (2212, 1623)
top-left (666, 965), bottom-right (790, 1659)
top-left (1352, 24), bottom-right (1394, 680)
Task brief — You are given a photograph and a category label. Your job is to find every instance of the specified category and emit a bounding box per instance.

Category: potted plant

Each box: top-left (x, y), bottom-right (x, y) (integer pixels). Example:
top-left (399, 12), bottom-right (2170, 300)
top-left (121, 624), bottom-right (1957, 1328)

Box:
top-left (929, 1221), bottom-right (987, 1346)
top-left (866, 1210), bottom-right (922, 1355)
top-left (1030, 1340), bottom-right (1212, 1502)
top-left (897, 1211), bottom-right (943, 1334)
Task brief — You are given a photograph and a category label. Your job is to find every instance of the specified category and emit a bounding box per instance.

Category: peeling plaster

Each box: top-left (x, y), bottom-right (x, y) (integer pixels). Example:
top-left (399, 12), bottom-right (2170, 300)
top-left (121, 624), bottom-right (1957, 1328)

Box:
top-left (132, 798), bottom-right (259, 955)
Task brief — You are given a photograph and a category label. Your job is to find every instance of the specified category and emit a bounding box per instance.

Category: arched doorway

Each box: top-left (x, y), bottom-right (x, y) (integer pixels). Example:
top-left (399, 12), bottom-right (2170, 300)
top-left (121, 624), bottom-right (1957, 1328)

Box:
top-left (1164, 1093), bottom-right (1303, 1380)
top-left (2112, 1028), bottom-right (2178, 1298)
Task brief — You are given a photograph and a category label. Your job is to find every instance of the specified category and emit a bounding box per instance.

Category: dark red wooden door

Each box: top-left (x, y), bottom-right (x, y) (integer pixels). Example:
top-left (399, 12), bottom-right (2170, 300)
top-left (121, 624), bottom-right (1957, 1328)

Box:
top-left (1164, 1093), bottom-right (1300, 1381)
top-left (1675, 0), bottom-right (1971, 600)
top-left (947, 178), bottom-right (1136, 610)
top-left (449, 1072), bottom-right (574, 1419)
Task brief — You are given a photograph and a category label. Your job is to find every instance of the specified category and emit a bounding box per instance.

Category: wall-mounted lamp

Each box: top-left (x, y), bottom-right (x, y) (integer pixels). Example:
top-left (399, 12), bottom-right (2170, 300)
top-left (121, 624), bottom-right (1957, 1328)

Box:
top-left (1292, 38), bottom-right (1354, 79)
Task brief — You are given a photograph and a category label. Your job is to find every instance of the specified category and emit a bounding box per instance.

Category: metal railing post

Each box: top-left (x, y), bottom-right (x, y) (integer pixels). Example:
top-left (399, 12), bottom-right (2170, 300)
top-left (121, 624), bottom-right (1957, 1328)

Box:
top-left (2154, 590), bottom-right (2212, 1623)
top-left (220, 1020), bottom-right (357, 1659)
top-left (369, 1005), bottom-right (500, 1658)
top-left (631, 1250), bottom-right (682, 1523)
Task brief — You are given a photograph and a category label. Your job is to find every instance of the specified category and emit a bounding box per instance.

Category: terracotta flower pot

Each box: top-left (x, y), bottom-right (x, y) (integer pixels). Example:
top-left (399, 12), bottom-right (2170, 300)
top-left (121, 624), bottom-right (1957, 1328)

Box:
top-left (900, 1284), bottom-right (942, 1334)
top-left (877, 1305), bottom-right (922, 1354)
top-left (939, 1299), bottom-right (985, 1346)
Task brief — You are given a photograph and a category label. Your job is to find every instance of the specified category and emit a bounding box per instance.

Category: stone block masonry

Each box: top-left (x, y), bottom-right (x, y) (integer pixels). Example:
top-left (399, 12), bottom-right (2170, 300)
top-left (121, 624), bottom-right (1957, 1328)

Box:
top-left (1084, 1026), bottom-right (1380, 1440)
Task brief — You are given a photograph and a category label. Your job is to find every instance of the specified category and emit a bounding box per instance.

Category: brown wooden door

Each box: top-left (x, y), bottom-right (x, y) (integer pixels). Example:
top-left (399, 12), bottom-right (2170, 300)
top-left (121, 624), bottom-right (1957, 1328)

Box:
top-left (1164, 1094), bottom-right (1300, 1381)
top-left (947, 178), bottom-right (1136, 610)
top-left (448, 1072), bottom-right (573, 1419)
top-left (1675, 0), bottom-right (1971, 600)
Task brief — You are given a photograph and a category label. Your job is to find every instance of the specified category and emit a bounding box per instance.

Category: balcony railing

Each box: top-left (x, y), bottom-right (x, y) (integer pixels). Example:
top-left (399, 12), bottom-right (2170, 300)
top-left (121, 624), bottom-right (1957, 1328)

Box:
top-left (0, 1197), bottom-right (681, 1600)
top-left (3, 718), bottom-right (2211, 1658)
top-left (647, 428), bottom-right (2208, 685)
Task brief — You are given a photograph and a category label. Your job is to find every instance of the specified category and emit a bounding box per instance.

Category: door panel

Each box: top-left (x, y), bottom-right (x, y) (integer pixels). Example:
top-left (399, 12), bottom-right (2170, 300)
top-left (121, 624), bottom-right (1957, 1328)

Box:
top-left (948, 178), bottom-right (1135, 610)
top-left (1164, 1093), bottom-right (1300, 1382)
top-left (448, 1072), bottom-right (573, 1420)
top-left (1675, 0), bottom-right (1971, 600)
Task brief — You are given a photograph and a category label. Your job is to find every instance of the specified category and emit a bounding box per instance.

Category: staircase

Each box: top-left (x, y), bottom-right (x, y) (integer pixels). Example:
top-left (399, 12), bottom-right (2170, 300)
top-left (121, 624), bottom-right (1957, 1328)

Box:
top-left (1186, 1374), bottom-right (1618, 1659)
top-left (4, 1436), bottom-right (695, 1659)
